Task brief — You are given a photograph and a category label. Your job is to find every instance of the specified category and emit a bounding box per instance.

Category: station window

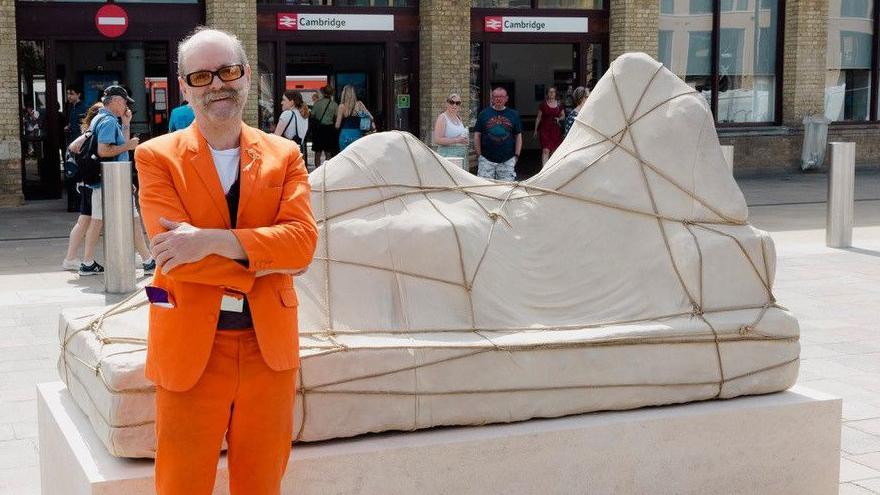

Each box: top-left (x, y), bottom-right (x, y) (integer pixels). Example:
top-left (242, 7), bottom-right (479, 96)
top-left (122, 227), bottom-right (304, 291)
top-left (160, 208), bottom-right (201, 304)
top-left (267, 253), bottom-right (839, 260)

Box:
top-left (658, 0), bottom-right (782, 125)
top-left (17, 0), bottom-right (199, 3)
top-left (826, 0), bottom-right (875, 121)
top-left (472, 0), bottom-right (605, 8)
top-left (258, 42), bottom-right (276, 133)
top-left (255, 0), bottom-right (417, 5)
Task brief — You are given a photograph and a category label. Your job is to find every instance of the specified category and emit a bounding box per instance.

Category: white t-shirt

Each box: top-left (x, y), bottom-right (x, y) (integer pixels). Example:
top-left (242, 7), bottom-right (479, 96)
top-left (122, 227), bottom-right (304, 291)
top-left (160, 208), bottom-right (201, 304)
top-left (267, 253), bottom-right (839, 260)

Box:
top-left (209, 146), bottom-right (240, 194)
top-left (278, 109), bottom-right (309, 142)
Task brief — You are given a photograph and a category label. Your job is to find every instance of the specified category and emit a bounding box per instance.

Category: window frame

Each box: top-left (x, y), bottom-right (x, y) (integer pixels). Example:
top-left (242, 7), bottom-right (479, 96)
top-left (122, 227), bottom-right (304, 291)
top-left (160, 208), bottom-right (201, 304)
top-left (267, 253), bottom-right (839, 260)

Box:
top-left (827, 0), bottom-right (880, 123)
top-left (471, 0), bottom-right (608, 10)
top-left (255, 0), bottom-right (417, 6)
top-left (662, 0), bottom-right (786, 127)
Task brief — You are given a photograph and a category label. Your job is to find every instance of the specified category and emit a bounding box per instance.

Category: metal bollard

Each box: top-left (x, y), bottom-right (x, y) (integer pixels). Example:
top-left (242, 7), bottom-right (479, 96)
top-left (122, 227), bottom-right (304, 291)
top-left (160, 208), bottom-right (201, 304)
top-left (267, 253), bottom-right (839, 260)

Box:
top-left (102, 161), bottom-right (137, 293)
top-left (827, 142), bottom-right (855, 248)
top-left (720, 145), bottom-right (734, 172)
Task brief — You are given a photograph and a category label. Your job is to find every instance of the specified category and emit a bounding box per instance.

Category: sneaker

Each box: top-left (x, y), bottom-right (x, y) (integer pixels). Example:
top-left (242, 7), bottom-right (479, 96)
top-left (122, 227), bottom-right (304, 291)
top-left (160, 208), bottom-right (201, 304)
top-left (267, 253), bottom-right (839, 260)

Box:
top-left (78, 261), bottom-right (105, 276)
top-left (62, 258), bottom-right (82, 271)
top-left (142, 259), bottom-right (156, 274)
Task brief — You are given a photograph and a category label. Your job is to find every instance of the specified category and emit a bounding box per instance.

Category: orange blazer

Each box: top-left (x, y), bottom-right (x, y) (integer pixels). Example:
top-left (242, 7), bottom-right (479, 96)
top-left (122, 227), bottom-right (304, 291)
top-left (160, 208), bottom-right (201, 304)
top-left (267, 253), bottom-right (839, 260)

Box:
top-left (135, 123), bottom-right (317, 392)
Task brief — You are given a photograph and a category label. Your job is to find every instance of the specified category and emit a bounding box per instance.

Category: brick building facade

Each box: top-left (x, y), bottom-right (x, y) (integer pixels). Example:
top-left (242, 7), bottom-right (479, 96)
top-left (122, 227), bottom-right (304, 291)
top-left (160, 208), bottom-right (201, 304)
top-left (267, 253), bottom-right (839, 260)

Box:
top-left (2, 0), bottom-right (878, 204)
top-left (0, 0), bottom-right (22, 207)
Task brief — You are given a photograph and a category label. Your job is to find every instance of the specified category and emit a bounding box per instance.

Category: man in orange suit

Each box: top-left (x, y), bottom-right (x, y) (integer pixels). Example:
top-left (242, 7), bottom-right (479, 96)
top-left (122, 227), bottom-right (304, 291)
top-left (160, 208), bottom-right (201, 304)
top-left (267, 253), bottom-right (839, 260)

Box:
top-left (135, 27), bottom-right (317, 494)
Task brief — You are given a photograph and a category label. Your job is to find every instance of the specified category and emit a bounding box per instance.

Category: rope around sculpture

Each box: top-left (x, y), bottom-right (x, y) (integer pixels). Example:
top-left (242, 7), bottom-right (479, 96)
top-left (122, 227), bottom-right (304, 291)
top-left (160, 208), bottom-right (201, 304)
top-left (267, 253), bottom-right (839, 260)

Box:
top-left (58, 61), bottom-right (798, 442)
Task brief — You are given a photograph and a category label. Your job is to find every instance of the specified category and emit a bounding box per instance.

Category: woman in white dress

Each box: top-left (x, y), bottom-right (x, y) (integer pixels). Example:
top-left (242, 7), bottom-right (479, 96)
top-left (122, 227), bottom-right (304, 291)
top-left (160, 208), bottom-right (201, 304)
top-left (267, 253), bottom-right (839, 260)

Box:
top-left (432, 92), bottom-right (468, 164)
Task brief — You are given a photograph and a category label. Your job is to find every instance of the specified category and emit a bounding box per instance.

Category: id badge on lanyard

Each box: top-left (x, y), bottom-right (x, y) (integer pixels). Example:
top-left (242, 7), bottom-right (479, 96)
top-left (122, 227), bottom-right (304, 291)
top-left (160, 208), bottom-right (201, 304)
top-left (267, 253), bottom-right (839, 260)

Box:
top-left (220, 292), bottom-right (245, 313)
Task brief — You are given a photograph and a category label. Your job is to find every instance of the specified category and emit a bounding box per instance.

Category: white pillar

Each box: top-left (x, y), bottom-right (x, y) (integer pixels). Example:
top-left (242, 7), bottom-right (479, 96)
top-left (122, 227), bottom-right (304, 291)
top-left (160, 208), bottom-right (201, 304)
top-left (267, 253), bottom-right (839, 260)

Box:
top-left (102, 161), bottom-right (136, 294)
top-left (720, 145), bottom-right (734, 172)
top-left (826, 142), bottom-right (855, 248)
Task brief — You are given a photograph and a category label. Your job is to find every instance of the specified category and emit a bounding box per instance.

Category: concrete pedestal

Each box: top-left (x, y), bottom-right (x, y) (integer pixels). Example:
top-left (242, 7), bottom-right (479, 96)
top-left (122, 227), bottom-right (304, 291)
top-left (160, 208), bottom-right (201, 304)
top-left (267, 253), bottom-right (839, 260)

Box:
top-left (38, 382), bottom-right (841, 495)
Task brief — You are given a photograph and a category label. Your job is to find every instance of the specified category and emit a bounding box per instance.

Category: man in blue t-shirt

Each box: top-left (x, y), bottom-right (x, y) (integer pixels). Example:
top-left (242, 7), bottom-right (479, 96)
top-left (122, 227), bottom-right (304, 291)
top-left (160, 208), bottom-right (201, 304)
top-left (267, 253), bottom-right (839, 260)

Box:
top-left (473, 87), bottom-right (522, 182)
top-left (92, 85), bottom-right (138, 163)
top-left (168, 101), bottom-right (195, 131)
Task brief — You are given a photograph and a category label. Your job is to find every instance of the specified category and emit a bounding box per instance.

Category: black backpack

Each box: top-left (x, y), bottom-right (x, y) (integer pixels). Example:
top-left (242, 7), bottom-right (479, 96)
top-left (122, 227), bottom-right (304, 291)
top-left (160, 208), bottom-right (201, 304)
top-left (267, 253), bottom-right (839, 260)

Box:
top-left (72, 118), bottom-right (107, 185)
top-left (62, 150), bottom-right (81, 182)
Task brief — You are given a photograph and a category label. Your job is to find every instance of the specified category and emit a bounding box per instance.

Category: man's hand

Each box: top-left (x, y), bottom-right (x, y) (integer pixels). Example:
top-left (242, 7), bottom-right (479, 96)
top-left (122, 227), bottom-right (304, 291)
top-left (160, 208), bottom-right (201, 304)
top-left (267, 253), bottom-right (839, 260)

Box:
top-left (122, 108), bottom-right (133, 126)
top-left (126, 137), bottom-right (140, 151)
top-left (151, 217), bottom-right (211, 274)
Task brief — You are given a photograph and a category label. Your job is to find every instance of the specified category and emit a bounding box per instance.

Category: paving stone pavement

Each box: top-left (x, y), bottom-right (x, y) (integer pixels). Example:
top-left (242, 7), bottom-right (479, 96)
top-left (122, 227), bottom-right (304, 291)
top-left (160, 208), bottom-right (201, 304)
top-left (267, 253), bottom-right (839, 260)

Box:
top-left (0, 170), bottom-right (878, 494)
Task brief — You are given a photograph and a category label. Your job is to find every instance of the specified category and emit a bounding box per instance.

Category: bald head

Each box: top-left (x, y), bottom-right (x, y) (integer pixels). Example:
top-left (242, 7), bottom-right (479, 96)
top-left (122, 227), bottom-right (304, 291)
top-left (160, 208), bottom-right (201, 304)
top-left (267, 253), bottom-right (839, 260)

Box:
top-left (177, 27), bottom-right (248, 77)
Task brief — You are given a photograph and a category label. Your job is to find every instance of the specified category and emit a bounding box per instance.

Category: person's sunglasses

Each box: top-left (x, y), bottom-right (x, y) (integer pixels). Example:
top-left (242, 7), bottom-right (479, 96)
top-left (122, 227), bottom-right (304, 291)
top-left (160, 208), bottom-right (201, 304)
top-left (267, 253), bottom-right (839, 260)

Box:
top-left (184, 64), bottom-right (245, 88)
top-left (447, 100), bottom-right (462, 106)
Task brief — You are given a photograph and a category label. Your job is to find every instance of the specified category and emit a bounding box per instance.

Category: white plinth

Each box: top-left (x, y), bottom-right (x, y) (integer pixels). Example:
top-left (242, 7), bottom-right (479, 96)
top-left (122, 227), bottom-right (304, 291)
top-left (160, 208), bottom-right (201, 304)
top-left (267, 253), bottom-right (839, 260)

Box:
top-left (38, 381), bottom-right (841, 495)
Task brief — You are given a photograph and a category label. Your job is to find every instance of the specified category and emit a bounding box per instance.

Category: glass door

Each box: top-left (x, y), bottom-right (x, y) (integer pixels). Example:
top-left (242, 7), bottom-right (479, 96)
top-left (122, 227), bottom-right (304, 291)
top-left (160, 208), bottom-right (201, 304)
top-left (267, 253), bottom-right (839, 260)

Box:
top-left (19, 41), bottom-right (62, 200)
top-left (393, 42), bottom-right (417, 133)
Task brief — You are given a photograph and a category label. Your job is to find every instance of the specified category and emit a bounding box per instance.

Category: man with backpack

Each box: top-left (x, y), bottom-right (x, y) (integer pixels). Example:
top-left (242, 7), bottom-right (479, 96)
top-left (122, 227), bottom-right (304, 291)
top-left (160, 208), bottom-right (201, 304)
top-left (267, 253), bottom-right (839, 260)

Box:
top-left (78, 85), bottom-right (153, 275)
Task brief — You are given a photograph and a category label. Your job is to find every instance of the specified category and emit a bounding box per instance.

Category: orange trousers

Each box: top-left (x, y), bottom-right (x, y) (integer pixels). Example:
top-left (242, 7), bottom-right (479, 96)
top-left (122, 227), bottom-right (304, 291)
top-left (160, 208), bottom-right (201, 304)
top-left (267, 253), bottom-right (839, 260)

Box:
top-left (155, 329), bottom-right (297, 495)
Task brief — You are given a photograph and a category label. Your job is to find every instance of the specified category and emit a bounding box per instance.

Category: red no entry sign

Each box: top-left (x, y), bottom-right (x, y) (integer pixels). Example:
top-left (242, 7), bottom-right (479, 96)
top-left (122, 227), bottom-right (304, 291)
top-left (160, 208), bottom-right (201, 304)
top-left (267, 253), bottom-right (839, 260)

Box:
top-left (95, 4), bottom-right (129, 39)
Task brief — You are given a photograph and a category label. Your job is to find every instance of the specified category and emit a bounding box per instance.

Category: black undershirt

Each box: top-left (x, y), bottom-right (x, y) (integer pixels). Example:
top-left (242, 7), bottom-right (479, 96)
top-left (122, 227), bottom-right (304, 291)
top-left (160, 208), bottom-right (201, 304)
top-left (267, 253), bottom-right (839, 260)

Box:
top-left (216, 175), bottom-right (254, 330)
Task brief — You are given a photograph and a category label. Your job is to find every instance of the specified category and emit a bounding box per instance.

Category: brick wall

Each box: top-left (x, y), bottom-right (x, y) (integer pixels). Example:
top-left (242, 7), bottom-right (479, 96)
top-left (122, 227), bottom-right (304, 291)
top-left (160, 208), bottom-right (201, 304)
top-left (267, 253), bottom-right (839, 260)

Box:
top-left (206, 0), bottom-right (258, 128)
top-left (419, 0), bottom-right (471, 142)
top-left (781, 0), bottom-right (827, 128)
top-left (720, 127), bottom-right (880, 172)
top-left (0, 0), bottom-right (22, 206)
top-left (609, 0), bottom-right (659, 61)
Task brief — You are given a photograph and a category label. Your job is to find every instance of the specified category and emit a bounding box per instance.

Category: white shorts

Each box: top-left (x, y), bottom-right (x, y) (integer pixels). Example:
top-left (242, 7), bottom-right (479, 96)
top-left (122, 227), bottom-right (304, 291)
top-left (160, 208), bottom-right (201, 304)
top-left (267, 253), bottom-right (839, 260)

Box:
top-left (88, 187), bottom-right (140, 221)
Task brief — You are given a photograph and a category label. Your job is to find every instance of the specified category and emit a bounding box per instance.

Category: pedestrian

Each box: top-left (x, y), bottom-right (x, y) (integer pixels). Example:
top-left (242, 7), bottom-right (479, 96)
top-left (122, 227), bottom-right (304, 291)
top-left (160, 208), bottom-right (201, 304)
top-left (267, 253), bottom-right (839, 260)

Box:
top-left (533, 86), bottom-right (565, 166)
top-left (61, 102), bottom-right (102, 271)
top-left (335, 84), bottom-right (374, 152)
top-left (22, 104), bottom-right (40, 158)
top-left (22, 104), bottom-right (40, 137)
top-left (310, 85), bottom-right (338, 168)
top-left (563, 86), bottom-right (589, 138)
top-left (168, 100), bottom-right (195, 132)
top-left (65, 85), bottom-right (88, 146)
top-left (64, 88), bottom-right (89, 211)
top-left (473, 87), bottom-right (522, 182)
top-left (135, 27), bottom-right (317, 495)
top-left (78, 85), bottom-right (154, 276)
top-left (274, 89), bottom-right (309, 164)
top-left (432, 92), bottom-right (468, 164)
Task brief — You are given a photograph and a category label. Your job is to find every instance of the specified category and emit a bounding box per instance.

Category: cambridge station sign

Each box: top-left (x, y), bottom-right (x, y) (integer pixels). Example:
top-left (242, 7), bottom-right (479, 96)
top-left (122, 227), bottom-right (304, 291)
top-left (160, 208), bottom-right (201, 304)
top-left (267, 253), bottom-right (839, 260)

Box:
top-left (277, 13), bottom-right (394, 31)
top-left (483, 16), bottom-right (588, 33)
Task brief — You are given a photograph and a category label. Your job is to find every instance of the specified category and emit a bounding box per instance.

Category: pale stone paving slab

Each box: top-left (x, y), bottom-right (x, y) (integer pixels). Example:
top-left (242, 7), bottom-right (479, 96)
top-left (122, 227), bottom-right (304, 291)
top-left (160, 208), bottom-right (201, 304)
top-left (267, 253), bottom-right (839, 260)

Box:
top-left (839, 482), bottom-right (878, 495)
top-left (853, 477), bottom-right (880, 493)
top-left (849, 452), bottom-right (880, 472)
top-left (842, 458), bottom-right (880, 484)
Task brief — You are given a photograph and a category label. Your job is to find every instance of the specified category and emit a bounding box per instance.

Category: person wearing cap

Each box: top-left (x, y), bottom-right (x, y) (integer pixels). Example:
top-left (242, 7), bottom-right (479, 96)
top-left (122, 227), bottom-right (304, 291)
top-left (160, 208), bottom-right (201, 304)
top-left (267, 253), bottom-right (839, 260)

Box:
top-left (78, 85), bottom-right (153, 276)
top-left (94, 85), bottom-right (138, 162)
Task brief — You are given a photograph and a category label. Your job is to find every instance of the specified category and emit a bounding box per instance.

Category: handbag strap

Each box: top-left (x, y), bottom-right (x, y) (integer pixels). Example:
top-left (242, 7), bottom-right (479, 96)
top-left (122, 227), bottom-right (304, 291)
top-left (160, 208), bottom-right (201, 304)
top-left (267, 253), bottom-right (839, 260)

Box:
top-left (280, 111), bottom-right (295, 139)
top-left (317, 100), bottom-right (331, 123)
